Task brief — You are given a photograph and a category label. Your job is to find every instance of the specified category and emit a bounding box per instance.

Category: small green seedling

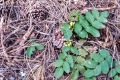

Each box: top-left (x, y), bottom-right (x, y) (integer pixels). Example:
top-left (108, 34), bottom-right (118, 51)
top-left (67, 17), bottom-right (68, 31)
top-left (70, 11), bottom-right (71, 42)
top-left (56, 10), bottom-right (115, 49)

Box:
top-left (26, 39), bottom-right (44, 57)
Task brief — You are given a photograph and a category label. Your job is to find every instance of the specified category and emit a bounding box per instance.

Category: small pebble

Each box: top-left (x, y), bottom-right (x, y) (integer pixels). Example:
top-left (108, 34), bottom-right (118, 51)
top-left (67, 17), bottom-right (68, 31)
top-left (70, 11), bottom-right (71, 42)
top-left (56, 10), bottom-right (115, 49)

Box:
top-left (19, 71), bottom-right (26, 77)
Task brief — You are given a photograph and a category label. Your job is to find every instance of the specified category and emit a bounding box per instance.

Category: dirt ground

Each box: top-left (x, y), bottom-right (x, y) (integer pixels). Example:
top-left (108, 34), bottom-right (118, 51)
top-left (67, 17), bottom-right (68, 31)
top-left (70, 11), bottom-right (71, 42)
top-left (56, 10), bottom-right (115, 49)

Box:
top-left (0, 0), bottom-right (120, 80)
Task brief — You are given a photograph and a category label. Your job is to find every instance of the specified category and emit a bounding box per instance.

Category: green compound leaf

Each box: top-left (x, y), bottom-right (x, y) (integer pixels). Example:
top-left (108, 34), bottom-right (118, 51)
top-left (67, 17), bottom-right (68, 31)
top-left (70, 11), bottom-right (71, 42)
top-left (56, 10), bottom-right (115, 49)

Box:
top-left (59, 52), bottom-right (67, 59)
top-left (92, 9), bottom-right (99, 19)
top-left (70, 46), bottom-right (79, 54)
top-left (26, 46), bottom-right (35, 57)
top-left (78, 30), bottom-right (88, 38)
top-left (66, 55), bottom-right (74, 68)
top-left (53, 59), bottom-right (63, 67)
top-left (91, 53), bottom-right (104, 62)
top-left (114, 75), bottom-right (120, 80)
top-left (85, 12), bottom-right (94, 23)
top-left (92, 21), bottom-right (105, 29)
top-left (94, 65), bottom-right (101, 76)
top-left (74, 22), bottom-right (82, 34)
top-left (98, 16), bottom-right (108, 23)
top-left (108, 68), bottom-right (117, 77)
top-left (76, 56), bottom-right (85, 65)
top-left (62, 46), bottom-right (71, 52)
top-left (84, 69), bottom-right (95, 78)
top-left (106, 56), bottom-right (113, 67)
top-left (63, 61), bottom-right (70, 73)
top-left (100, 60), bottom-right (109, 74)
top-left (115, 66), bottom-right (120, 73)
top-left (99, 49), bottom-right (110, 59)
top-left (71, 69), bottom-right (79, 80)
top-left (78, 48), bottom-right (88, 57)
top-left (100, 11), bottom-right (109, 18)
top-left (77, 64), bottom-right (85, 74)
top-left (84, 60), bottom-right (98, 68)
top-left (61, 23), bottom-right (72, 40)
top-left (54, 67), bottom-right (64, 78)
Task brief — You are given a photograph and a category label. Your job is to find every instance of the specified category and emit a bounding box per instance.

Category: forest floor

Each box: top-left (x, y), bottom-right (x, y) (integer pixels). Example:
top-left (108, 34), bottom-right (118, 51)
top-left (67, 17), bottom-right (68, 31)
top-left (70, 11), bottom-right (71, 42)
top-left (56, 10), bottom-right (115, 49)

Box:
top-left (0, 0), bottom-right (120, 80)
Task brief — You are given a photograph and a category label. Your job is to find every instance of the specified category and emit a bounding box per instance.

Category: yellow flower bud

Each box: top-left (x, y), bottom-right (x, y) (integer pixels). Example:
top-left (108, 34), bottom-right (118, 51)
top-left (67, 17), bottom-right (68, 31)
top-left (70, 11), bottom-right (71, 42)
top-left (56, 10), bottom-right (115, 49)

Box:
top-left (70, 22), bottom-right (75, 27)
top-left (64, 41), bottom-right (72, 46)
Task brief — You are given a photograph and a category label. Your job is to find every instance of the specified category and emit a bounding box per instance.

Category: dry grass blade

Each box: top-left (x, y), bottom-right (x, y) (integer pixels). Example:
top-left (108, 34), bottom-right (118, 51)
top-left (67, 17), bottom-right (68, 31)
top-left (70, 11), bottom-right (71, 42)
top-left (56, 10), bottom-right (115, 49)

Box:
top-left (0, 17), bottom-right (9, 60)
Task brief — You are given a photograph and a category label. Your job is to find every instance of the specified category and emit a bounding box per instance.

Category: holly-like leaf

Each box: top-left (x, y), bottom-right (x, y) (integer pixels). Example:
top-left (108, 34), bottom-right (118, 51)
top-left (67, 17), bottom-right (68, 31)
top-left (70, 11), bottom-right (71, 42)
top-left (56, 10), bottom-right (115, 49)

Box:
top-left (108, 68), bottom-right (117, 77)
top-left (63, 62), bottom-right (70, 73)
top-left (59, 52), bottom-right (67, 59)
top-left (84, 69), bottom-right (95, 78)
top-left (94, 65), bottom-right (101, 76)
top-left (78, 30), bottom-right (88, 38)
top-left (71, 69), bottom-right (79, 80)
top-left (54, 67), bottom-right (64, 78)
top-left (91, 53), bottom-right (104, 62)
top-left (53, 59), bottom-right (63, 67)
top-left (74, 22), bottom-right (82, 34)
top-left (62, 46), bottom-right (71, 52)
top-left (78, 48), bottom-right (88, 57)
top-left (100, 60), bottom-right (109, 74)
top-left (66, 55), bottom-right (74, 68)
top-left (61, 23), bottom-right (72, 40)
top-left (70, 46), bottom-right (79, 54)
top-left (26, 46), bottom-right (35, 57)
top-left (92, 9), bottom-right (99, 19)
top-left (84, 60), bottom-right (98, 68)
